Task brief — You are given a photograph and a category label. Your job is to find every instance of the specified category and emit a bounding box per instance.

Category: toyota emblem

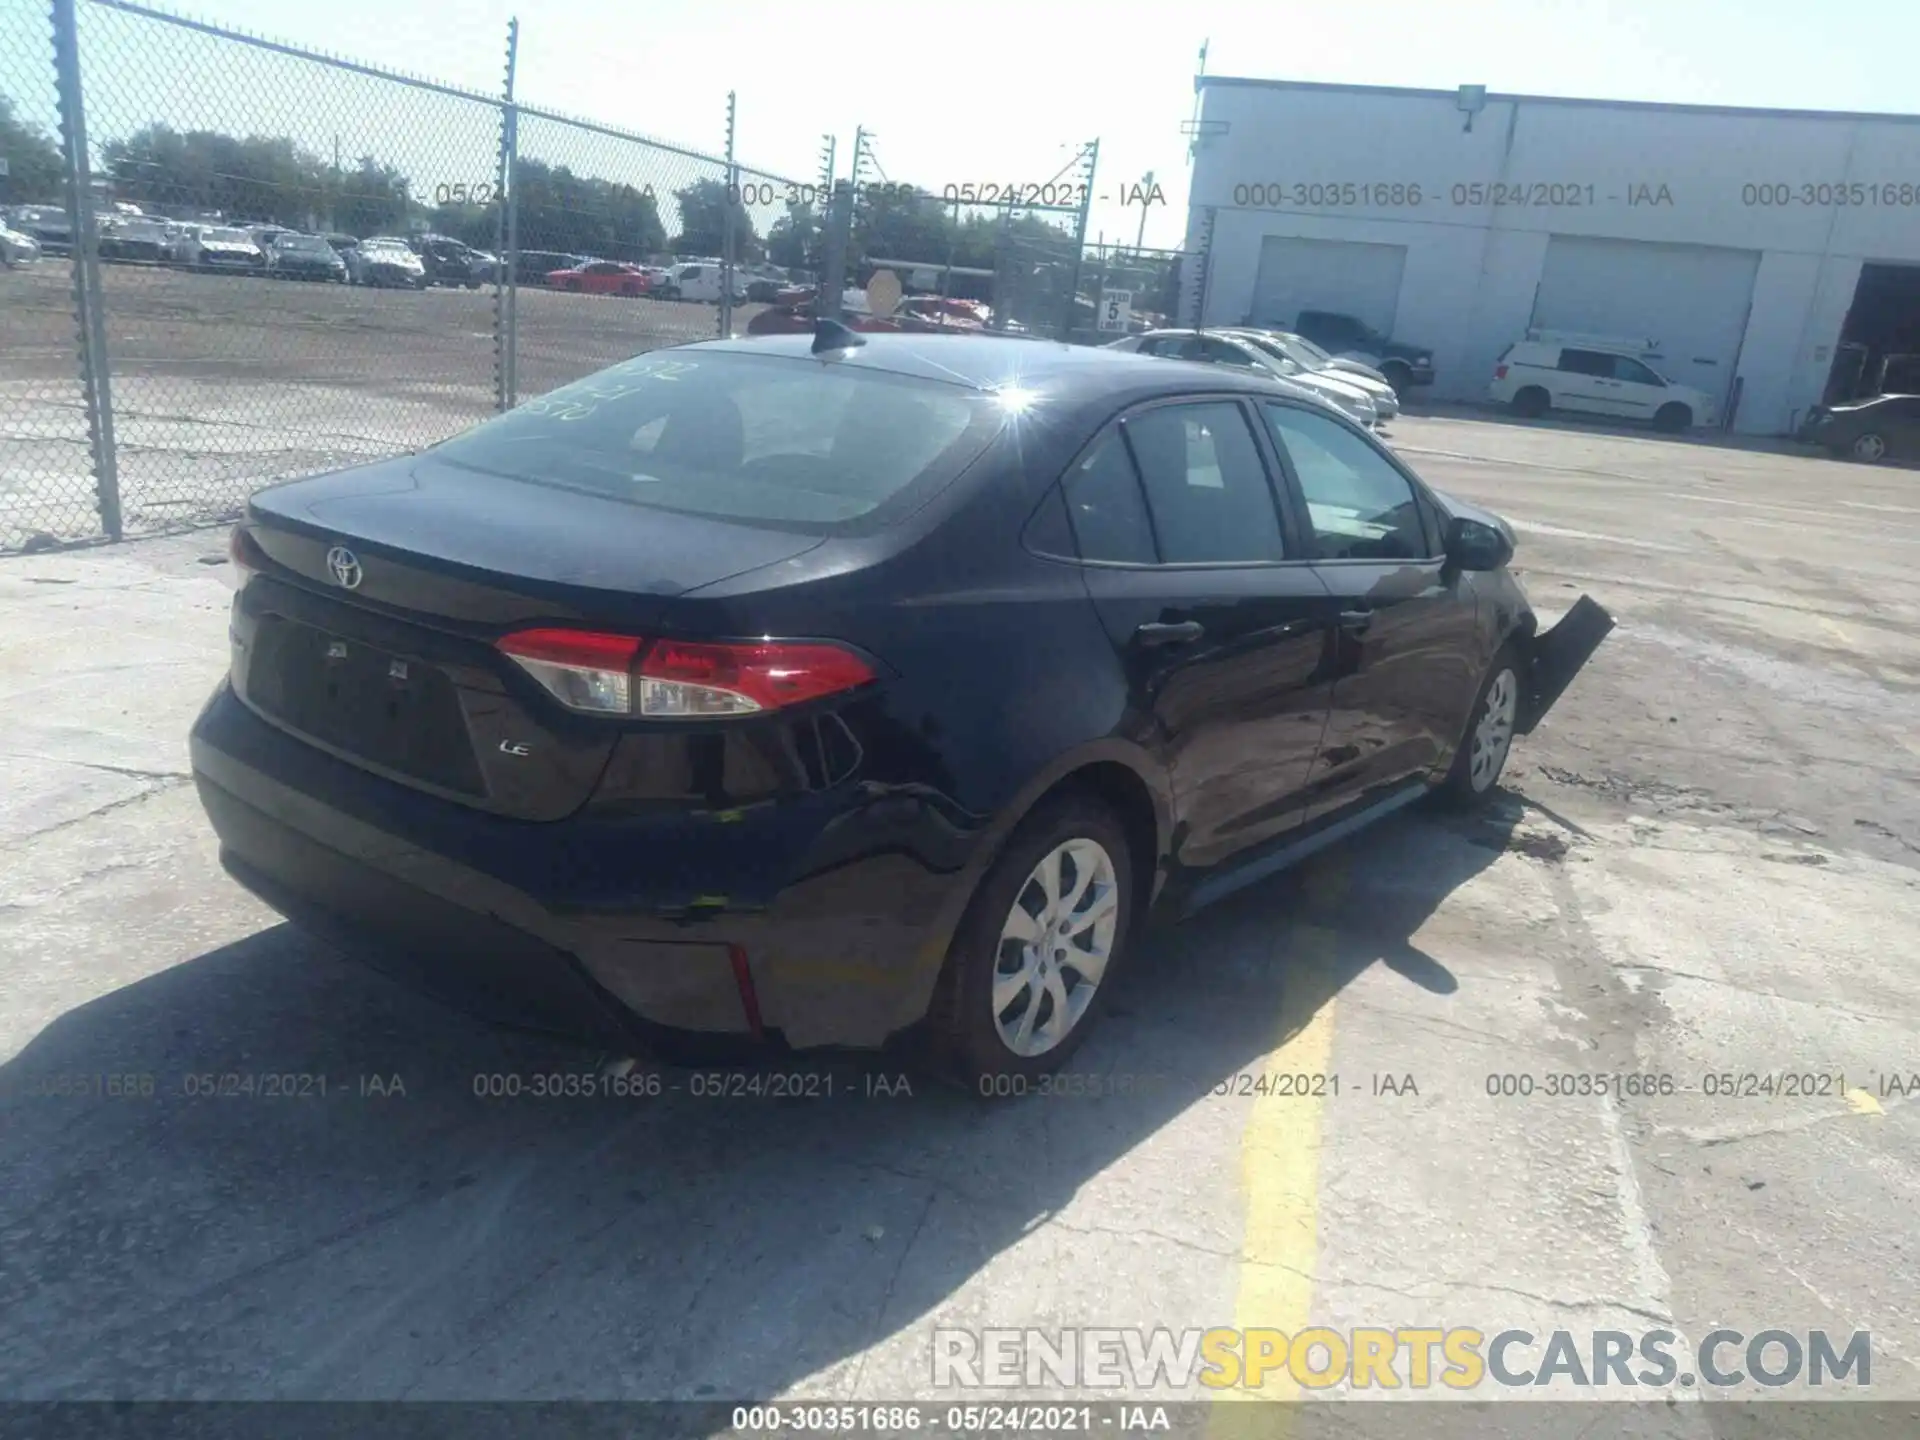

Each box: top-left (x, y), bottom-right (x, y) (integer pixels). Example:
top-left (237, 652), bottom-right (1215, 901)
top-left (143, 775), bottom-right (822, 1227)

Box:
top-left (325, 545), bottom-right (363, 590)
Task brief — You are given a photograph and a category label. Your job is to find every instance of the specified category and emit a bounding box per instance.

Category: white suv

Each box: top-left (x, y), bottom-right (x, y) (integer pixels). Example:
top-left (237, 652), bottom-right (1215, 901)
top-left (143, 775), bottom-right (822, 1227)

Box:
top-left (1489, 335), bottom-right (1718, 432)
top-left (659, 262), bottom-right (747, 305)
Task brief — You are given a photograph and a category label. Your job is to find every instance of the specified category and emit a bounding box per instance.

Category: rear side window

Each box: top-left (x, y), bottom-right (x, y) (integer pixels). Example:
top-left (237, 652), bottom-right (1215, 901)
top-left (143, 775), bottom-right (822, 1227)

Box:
top-left (1557, 349), bottom-right (1613, 376)
top-left (432, 351), bottom-right (993, 533)
top-left (1122, 403), bottom-right (1286, 564)
top-left (1062, 437), bottom-right (1156, 564)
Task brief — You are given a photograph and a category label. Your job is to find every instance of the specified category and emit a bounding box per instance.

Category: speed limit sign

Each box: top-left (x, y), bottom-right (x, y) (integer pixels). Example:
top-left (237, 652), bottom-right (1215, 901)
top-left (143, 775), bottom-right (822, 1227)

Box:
top-left (1098, 290), bottom-right (1133, 331)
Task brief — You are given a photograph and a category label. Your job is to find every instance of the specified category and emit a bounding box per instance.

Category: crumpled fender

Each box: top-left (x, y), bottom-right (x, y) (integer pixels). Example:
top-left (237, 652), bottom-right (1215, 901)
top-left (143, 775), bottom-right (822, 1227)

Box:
top-left (1515, 594), bottom-right (1615, 735)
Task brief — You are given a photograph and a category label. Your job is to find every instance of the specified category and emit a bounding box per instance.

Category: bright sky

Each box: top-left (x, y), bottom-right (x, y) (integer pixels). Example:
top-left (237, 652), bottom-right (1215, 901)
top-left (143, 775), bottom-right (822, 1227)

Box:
top-left (21, 0), bottom-right (1920, 248)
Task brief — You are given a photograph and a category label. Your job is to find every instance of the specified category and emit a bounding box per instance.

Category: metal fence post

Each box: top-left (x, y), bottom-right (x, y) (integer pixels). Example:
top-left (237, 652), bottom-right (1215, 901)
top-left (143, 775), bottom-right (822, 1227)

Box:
top-left (492, 16), bottom-right (518, 411)
top-left (719, 90), bottom-right (736, 339)
top-left (51, 0), bottom-right (120, 539)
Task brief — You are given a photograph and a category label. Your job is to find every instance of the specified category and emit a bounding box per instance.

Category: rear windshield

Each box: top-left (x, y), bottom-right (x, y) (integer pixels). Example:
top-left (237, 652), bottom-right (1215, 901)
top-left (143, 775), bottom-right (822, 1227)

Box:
top-left (431, 350), bottom-right (1000, 533)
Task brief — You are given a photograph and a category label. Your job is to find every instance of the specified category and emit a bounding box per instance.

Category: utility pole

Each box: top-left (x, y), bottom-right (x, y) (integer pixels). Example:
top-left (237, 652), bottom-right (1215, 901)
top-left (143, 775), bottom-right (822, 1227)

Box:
top-left (720, 90), bottom-right (737, 338)
top-left (849, 126), bottom-right (867, 193)
top-left (812, 134), bottom-right (835, 276)
top-left (1134, 169), bottom-right (1153, 252)
top-left (1060, 138), bottom-right (1099, 341)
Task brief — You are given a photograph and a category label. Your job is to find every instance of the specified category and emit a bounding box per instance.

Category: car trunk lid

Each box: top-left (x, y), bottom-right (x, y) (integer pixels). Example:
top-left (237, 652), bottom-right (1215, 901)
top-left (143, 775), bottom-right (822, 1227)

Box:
top-left (232, 453), bottom-right (824, 820)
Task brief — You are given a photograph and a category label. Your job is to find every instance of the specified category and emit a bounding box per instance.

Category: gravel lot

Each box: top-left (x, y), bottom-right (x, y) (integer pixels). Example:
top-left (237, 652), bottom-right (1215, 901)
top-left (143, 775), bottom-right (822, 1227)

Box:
top-left (1, 389), bottom-right (1917, 1422)
top-left (0, 261), bottom-right (763, 549)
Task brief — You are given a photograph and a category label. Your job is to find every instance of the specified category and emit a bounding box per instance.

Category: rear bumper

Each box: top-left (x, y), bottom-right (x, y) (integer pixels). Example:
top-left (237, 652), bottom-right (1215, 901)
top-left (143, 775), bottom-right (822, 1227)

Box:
top-left (189, 682), bottom-right (979, 1053)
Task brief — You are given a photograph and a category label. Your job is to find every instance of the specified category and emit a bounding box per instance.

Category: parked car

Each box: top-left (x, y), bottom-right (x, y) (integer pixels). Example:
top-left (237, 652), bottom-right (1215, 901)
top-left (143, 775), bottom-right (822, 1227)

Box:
top-left (1292, 310), bottom-right (1435, 392)
top-left (1225, 328), bottom-right (1400, 421)
top-left (97, 214), bottom-right (171, 263)
top-left (1236, 325), bottom-right (1393, 391)
top-left (186, 226), bottom-right (268, 274)
top-left (267, 232), bottom-right (349, 282)
top-left (346, 238), bottom-right (428, 288)
top-left (1106, 329), bottom-right (1379, 428)
top-left (1489, 336), bottom-right (1718, 433)
top-left (745, 294), bottom-right (974, 337)
top-left (1798, 393), bottom-right (1920, 463)
top-left (511, 249), bottom-right (584, 285)
top-left (8, 204), bottom-right (73, 254)
top-left (546, 259), bottom-right (656, 296)
top-left (0, 219), bottom-right (42, 267)
top-left (659, 261), bottom-right (747, 304)
top-left (191, 330), bottom-right (1610, 1081)
top-left (409, 233), bottom-right (492, 288)
top-left (898, 296), bottom-right (992, 329)
top-left (250, 225), bottom-right (294, 253)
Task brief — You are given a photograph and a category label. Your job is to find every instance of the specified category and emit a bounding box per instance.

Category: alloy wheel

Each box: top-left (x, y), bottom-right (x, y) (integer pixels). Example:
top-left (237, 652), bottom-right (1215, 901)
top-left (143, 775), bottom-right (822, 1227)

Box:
top-left (991, 838), bottom-right (1120, 1058)
top-left (1470, 667), bottom-right (1518, 793)
top-left (1853, 433), bottom-right (1887, 462)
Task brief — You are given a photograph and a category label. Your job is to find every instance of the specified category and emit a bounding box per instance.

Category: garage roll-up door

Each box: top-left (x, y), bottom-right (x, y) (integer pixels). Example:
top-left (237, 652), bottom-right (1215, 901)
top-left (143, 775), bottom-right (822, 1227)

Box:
top-left (1530, 236), bottom-right (1759, 407)
top-left (1249, 237), bottom-right (1407, 336)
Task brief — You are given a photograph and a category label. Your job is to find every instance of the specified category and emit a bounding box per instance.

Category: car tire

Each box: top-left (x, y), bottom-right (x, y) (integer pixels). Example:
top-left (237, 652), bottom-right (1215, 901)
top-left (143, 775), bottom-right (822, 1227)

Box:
top-left (1510, 386), bottom-right (1549, 418)
top-left (1437, 644), bottom-right (1522, 809)
top-left (1653, 402), bottom-right (1693, 433)
top-left (1381, 360), bottom-right (1413, 392)
top-left (660, 286), bottom-right (680, 301)
top-left (1848, 432), bottom-right (1888, 463)
top-left (564, 280), bottom-right (581, 292)
top-left (927, 796), bottom-right (1136, 1090)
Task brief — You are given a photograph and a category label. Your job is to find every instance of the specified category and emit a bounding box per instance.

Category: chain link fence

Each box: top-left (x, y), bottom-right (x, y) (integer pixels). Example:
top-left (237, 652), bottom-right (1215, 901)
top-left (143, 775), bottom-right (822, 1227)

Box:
top-left (1, 0), bottom-right (808, 551)
top-left (1070, 243), bottom-right (1193, 345)
top-left (1, 0), bottom-right (94, 548)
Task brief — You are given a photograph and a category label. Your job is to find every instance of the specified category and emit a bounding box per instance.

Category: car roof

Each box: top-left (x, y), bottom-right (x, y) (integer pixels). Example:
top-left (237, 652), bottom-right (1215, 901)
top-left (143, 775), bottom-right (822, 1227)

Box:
top-left (696, 332), bottom-right (1335, 409)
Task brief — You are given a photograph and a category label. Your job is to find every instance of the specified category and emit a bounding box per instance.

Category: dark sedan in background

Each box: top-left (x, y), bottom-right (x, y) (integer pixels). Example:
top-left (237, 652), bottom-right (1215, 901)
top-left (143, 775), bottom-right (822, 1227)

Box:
top-left (1800, 393), bottom-right (1920, 463)
top-left (190, 329), bottom-right (1610, 1083)
top-left (266, 232), bottom-right (349, 282)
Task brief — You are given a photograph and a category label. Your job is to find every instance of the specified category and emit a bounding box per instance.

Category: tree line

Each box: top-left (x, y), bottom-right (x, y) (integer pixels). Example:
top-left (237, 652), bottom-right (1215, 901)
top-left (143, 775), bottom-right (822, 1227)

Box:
top-left (3, 97), bottom-right (1086, 280)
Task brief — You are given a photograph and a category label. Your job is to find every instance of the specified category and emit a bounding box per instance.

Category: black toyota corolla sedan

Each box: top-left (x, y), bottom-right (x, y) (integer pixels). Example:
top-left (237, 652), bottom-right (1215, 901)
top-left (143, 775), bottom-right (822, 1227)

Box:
top-left (190, 328), bottom-right (1611, 1082)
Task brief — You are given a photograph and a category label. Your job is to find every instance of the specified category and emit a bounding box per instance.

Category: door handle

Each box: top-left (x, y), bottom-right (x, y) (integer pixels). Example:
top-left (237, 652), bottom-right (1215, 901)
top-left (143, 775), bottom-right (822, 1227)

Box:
top-left (1133, 620), bottom-right (1205, 648)
top-left (1338, 608), bottom-right (1373, 633)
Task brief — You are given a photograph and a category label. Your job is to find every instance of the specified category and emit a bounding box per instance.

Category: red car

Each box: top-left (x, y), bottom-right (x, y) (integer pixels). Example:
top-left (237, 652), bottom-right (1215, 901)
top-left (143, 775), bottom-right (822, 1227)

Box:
top-left (546, 260), bottom-right (655, 296)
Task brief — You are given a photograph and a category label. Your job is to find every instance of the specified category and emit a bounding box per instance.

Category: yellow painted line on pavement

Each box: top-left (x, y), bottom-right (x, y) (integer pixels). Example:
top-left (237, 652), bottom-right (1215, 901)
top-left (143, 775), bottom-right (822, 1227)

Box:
top-left (1210, 861), bottom-right (1349, 1439)
top-left (1845, 1087), bottom-right (1884, 1116)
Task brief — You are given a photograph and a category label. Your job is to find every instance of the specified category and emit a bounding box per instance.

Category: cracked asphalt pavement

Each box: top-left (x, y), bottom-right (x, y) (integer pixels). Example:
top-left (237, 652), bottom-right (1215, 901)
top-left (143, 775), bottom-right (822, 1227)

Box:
top-left (1, 412), bottom-right (1917, 1418)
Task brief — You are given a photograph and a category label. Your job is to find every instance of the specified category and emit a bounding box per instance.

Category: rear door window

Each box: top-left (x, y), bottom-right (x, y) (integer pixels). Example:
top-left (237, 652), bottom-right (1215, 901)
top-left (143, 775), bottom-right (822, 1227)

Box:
top-left (1557, 349), bottom-right (1613, 376)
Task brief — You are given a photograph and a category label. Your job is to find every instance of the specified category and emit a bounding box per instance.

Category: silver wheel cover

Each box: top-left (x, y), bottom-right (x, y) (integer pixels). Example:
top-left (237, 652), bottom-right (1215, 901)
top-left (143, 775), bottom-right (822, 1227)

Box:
top-left (1470, 667), bottom-right (1518, 793)
top-left (992, 838), bottom-right (1120, 1058)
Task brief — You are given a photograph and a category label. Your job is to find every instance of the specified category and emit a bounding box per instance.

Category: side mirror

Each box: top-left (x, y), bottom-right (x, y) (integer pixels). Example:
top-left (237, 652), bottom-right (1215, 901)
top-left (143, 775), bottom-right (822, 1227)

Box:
top-left (1444, 515), bottom-right (1514, 571)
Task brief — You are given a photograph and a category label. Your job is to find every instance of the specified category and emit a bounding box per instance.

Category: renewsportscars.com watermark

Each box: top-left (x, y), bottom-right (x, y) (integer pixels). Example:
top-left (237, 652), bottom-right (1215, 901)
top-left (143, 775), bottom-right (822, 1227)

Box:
top-left (932, 1327), bottom-right (1873, 1391)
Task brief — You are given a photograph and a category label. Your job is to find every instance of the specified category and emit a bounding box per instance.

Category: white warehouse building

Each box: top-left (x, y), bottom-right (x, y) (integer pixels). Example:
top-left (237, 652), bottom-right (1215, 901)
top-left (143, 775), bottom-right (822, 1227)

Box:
top-left (1180, 76), bottom-right (1920, 435)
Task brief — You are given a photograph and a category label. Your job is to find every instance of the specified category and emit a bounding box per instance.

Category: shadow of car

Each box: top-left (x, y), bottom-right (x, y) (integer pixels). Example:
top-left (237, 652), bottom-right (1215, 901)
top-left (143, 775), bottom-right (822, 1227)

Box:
top-left (0, 790), bottom-right (1531, 1398)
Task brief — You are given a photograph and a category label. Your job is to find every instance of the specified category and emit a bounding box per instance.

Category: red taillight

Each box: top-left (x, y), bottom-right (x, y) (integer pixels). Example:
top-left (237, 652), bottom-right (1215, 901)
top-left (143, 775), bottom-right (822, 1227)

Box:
top-left (494, 629), bottom-right (874, 718)
top-left (228, 524), bottom-right (267, 575)
top-left (1493, 364), bottom-right (1509, 380)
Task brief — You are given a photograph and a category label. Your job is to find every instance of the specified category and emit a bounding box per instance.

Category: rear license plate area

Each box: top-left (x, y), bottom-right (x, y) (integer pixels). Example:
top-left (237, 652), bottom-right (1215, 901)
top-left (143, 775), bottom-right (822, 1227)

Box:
top-left (248, 616), bottom-right (484, 795)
